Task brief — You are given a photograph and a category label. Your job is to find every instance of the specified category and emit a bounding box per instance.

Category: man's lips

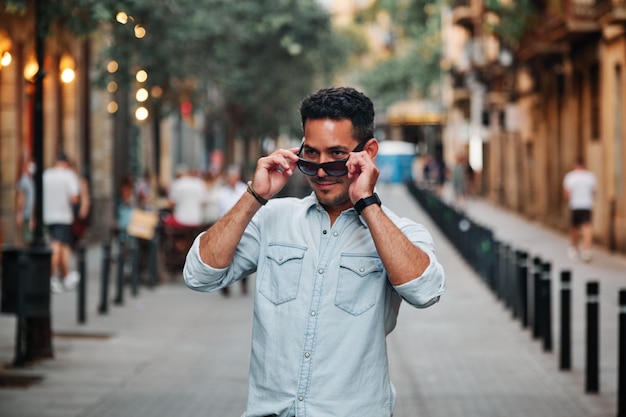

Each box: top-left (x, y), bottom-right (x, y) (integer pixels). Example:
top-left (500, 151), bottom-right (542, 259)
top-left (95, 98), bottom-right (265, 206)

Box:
top-left (313, 179), bottom-right (339, 187)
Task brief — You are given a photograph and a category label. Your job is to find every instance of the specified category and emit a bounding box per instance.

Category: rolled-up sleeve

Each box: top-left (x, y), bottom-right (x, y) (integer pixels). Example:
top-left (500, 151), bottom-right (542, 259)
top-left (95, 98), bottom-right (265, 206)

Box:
top-left (183, 232), bottom-right (229, 292)
top-left (391, 219), bottom-right (445, 308)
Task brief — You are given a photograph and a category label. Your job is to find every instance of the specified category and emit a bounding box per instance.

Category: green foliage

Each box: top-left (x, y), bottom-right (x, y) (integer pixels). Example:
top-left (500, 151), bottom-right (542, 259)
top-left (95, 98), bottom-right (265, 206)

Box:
top-left (2, 0), bottom-right (117, 36)
top-left (90, 0), bottom-right (350, 139)
top-left (357, 0), bottom-right (443, 107)
top-left (483, 0), bottom-right (537, 44)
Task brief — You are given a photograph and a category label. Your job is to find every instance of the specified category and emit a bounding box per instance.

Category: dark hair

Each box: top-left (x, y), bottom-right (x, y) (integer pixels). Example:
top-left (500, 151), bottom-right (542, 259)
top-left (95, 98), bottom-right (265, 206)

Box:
top-left (299, 87), bottom-right (375, 142)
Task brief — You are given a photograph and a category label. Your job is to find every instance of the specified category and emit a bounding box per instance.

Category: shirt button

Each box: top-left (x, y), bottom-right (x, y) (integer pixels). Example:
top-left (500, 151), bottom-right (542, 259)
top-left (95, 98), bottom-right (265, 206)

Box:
top-left (310, 311), bottom-right (316, 316)
top-left (318, 268), bottom-right (324, 274)
top-left (322, 230), bottom-right (327, 234)
top-left (304, 352), bottom-right (310, 358)
top-left (333, 231), bottom-right (338, 237)
top-left (359, 267), bottom-right (365, 273)
top-left (298, 396), bottom-right (304, 401)
top-left (278, 256), bottom-right (283, 261)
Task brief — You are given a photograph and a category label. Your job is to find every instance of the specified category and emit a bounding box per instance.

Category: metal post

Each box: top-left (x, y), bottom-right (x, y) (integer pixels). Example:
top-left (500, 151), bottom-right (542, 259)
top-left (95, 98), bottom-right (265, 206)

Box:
top-left (148, 234), bottom-right (158, 288)
top-left (114, 237), bottom-right (125, 305)
top-left (586, 281), bottom-right (599, 393)
top-left (491, 240), bottom-right (500, 295)
top-left (618, 289), bottom-right (626, 416)
top-left (541, 261), bottom-right (552, 352)
top-left (77, 245), bottom-right (86, 324)
top-left (98, 243), bottom-right (111, 314)
top-left (130, 236), bottom-right (139, 297)
top-left (532, 256), bottom-right (542, 339)
top-left (559, 271), bottom-right (571, 370)
top-left (516, 250), bottom-right (528, 328)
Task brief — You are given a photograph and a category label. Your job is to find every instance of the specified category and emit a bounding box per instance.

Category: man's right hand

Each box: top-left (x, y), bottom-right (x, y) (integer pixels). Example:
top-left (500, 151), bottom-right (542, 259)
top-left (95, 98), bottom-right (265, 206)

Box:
top-left (250, 148), bottom-right (300, 200)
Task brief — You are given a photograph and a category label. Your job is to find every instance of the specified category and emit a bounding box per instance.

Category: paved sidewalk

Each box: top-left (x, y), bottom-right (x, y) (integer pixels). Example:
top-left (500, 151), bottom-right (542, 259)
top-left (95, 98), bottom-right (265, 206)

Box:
top-left (0, 183), bottom-right (623, 416)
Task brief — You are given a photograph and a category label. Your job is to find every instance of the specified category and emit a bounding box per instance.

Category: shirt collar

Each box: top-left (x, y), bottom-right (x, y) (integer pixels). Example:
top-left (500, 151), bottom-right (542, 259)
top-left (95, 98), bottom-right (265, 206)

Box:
top-left (303, 191), bottom-right (368, 227)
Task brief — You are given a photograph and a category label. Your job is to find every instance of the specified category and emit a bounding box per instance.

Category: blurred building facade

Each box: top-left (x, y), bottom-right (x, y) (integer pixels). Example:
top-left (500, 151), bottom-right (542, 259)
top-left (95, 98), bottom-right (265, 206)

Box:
top-left (0, 6), bottom-right (115, 245)
top-left (443, 0), bottom-right (626, 253)
top-left (0, 5), bottom-right (186, 245)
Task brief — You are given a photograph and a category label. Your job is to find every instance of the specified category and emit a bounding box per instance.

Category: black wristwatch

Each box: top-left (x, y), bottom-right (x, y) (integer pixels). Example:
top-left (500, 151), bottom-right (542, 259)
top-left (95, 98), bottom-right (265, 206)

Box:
top-left (354, 193), bottom-right (381, 215)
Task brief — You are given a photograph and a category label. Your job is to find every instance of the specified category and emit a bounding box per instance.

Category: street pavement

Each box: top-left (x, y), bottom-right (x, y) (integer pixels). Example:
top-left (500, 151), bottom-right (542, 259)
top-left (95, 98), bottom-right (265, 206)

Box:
top-left (1, 183), bottom-right (624, 417)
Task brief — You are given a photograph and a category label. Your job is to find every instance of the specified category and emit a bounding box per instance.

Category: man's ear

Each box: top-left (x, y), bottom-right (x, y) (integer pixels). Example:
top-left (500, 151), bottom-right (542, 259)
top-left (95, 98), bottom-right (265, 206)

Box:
top-left (365, 138), bottom-right (379, 159)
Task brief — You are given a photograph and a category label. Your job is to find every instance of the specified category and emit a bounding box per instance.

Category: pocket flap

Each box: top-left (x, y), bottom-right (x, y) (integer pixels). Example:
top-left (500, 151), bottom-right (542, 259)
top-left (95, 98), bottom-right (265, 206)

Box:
top-left (267, 244), bottom-right (306, 265)
top-left (339, 254), bottom-right (383, 277)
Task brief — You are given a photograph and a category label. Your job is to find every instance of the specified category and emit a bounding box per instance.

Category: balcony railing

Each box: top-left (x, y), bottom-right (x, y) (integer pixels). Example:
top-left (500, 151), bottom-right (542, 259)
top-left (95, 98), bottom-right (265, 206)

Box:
top-left (595, 0), bottom-right (626, 22)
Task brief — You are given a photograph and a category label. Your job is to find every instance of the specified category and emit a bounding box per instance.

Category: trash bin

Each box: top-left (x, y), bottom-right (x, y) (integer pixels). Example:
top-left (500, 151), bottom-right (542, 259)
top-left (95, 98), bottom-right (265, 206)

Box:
top-left (1, 246), bottom-right (52, 317)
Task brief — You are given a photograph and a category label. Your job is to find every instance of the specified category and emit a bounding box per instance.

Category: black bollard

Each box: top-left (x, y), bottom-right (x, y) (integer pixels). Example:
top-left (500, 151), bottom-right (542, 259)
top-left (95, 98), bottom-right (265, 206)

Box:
top-left (114, 237), bottom-right (125, 305)
top-left (618, 290), bottom-right (626, 416)
top-left (98, 243), bottom-right (111, 314)
top-left (585, 281), bottom-right (599, 393)
top-left (541, 261), bottom-right (552, 352)
top-left (516, 250), bottom-right (529, 328)
top-left (130, 237), bottom-right (139, 297)
top-left (532, 256), bottom-right (542, 339)
top-left (491, 240), bottom-right (501, 296)
top-left (508, 246), bottom-right (518, 319)
top-left (77, 245), bottom-right (87, 324)
top-left (148, 235), bottom-right (158, 288)
top-left (499, 243), bottom-right (508, 302)
top-left (559, 271), bottom-right (572, 370)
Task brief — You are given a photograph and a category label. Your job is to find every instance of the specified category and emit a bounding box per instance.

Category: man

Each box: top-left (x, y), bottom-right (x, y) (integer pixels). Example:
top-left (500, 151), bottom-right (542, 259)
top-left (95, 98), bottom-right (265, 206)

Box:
top-left (217, 164), bottom-right (249, 296)
top-left (218, 164), bottom-right (248, 217)
top-left (16, 160), bottom-right (36, 245)
top-left (168, 164), bottom-right (206, 226)
top-left (43, 152), bottom-right (81, 293)
top-left (563, 157), bottom-right (597, 262)
top-left (184, 87), bottom-right (445, 416)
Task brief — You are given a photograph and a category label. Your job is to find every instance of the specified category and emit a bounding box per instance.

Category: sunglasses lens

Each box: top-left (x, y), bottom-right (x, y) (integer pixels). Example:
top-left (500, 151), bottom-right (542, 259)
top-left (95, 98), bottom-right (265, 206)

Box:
top-left (297, 159), bottom-right (318, 176)
top-left (323, 161), bottom-right (348, 177)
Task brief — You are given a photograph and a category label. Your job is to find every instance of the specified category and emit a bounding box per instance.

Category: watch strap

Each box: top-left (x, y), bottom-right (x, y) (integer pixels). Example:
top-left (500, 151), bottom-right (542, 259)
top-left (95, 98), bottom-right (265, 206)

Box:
top-left (354, 193), bottom-right (381, 215)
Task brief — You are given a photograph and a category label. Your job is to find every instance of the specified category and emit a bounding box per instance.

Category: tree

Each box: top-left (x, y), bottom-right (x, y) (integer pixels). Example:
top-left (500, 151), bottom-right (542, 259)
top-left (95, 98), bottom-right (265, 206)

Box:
top-left (93, 0), bottom-right (351, 174)
top-left (183, 0), bottom-right (350, 167)
top-left (354, 0), bottom-right (445, 108)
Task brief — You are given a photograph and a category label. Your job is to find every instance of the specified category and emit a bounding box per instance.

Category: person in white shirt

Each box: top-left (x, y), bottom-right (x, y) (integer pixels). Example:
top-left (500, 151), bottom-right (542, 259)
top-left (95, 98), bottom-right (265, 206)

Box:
top-left (217, 164), bottom-right (249, 296)
top-left (168, 165), bottom-right (207, 226)
top-left (43, 152), bottom-right (81, 292)
top-left (563, 157), bottom-right (597, 261)
top-left (218, 164), bottom-right (248, 217)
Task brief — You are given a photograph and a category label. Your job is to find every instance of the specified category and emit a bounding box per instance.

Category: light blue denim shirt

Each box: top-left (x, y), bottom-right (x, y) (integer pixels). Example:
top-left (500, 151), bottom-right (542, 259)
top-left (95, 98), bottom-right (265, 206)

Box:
top-left (184, 193), bottom-right (445, 417)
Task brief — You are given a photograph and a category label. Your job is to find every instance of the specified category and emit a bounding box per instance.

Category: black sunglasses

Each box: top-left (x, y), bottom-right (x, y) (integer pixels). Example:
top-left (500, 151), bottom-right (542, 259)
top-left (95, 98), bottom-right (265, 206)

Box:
top-left (296, 140), bottom-right (368, 177)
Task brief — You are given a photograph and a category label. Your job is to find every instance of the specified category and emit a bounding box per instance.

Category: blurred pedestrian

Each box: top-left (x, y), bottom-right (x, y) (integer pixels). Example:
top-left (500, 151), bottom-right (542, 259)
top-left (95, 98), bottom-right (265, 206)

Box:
top-left (202, 169), bottom-right (221, 225)
top-left (167, 164), bottom-right (206, 226)
top-left (217, 164), bottom-right (247, 217)
top-left (43, 151), bottom-right (81, 293)
top-left (563, 156), bottom-right (597, 262)
top-left (116, 174), bottom-right (135, 240)
top-left (69, 159), bottom-right (91, 249)
top-left (183, 87), bottom-right (445, 416)
top-left (15, 159), bottom-right (36, 245)
top-left (451, 154), bottom-right (468, 208)
top-left (217, 164), bottom-right (248, 296)
top-left (135, 169), bottom-right (153, 210)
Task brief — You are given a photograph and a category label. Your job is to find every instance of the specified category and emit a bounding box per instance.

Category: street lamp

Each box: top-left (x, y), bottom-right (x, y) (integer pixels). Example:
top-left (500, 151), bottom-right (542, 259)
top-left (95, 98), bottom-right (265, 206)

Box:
top-left (1, 51), bottom-right (11, 67)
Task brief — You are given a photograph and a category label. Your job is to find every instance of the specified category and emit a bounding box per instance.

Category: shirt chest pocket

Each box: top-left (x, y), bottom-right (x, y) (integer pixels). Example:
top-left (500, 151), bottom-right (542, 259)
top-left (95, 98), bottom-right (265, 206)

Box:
top-left (335, 254), bottom-right (385, 315)
top-left (259, 243), bottom-right (307, 305)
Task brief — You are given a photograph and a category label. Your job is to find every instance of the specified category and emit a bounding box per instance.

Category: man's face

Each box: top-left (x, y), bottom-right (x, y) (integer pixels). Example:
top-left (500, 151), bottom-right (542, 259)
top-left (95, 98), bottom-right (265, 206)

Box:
top-left (301, 118), bottom-right (360, 211)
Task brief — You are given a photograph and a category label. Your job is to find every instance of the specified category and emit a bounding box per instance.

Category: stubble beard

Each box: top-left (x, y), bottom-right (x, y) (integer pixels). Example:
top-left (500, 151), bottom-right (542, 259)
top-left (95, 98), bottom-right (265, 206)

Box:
top-left (309, 176), bottom-right (351, 208)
